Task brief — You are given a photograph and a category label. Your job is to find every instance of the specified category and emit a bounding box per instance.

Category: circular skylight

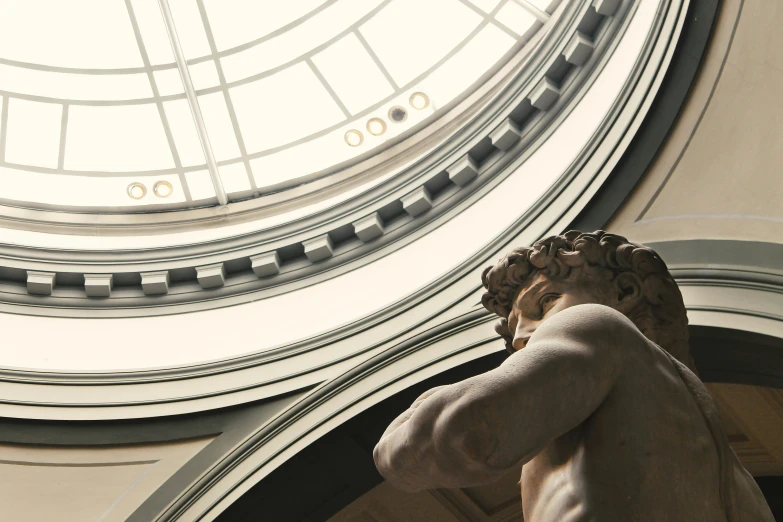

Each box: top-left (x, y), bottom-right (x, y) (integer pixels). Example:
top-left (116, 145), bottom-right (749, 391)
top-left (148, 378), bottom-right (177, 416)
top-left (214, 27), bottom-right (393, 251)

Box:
top-left (0, 0), bottom-right (559, 212)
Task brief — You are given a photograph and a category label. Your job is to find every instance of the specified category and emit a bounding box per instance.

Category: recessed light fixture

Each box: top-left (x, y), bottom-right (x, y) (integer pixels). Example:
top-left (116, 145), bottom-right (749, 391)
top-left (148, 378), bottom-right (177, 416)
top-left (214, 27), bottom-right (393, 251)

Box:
top-left (366, 118), bottom-right (386, 136)
top-left (153, 180), bottom-right (173, 198)
top-left (388, 106), bottom-right (408, 123)
top-left (345, 129), bottom-right (363, 147)
top-left (127, 182), bottom-right (147, 200)
top-left (409, 92), bottom-right (430, 110)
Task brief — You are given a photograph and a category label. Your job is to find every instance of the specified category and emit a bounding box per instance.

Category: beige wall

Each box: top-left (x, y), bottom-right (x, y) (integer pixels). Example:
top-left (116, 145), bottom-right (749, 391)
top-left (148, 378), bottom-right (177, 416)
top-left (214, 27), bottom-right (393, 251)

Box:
top-left (608, 0), bottom-right (783, 244)
top-left (0, 437), bottom-right (214, 522)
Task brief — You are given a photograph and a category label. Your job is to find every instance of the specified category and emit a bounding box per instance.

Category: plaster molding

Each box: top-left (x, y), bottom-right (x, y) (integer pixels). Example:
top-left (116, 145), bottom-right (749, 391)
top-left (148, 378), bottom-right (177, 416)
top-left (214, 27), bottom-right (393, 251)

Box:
top-left (0, 0), bottom-right (635, 315)
top-left (651, 238), bottom-right (783, 341)
top-left (164, 312), bottom-right (500, 522)
top-left (0, 0), bottom-right (695, 420)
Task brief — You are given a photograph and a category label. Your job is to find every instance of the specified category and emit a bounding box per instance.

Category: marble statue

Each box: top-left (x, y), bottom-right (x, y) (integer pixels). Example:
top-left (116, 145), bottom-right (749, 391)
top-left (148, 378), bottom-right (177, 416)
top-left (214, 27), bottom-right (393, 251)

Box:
top-left (374, 231), bottom-right (774, 521)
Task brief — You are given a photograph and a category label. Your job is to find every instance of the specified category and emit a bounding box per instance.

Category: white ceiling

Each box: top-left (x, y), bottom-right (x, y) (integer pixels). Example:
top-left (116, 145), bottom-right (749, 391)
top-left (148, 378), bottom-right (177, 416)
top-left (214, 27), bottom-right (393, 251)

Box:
top-left (0, 0), bottom-right (550, 211)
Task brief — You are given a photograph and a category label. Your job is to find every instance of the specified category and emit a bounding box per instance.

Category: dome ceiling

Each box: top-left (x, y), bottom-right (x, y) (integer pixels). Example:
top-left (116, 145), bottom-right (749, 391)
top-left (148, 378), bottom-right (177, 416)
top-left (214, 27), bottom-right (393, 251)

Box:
top-left (0, 0), bottom-right (673, 372)
top-left (0, 0), bottom-right (557, 212)
top-left (0, 0), bottom-right (638, 323)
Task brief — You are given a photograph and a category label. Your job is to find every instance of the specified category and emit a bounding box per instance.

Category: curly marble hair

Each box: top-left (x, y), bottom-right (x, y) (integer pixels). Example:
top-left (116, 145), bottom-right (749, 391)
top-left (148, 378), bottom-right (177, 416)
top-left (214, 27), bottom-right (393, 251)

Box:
top-left (481, 230), bottom-right (696, 372)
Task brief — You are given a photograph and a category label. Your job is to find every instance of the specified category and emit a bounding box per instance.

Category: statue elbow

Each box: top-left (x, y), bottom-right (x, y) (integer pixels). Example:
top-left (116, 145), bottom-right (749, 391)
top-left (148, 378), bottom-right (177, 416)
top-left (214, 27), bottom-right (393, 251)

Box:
top-left (373, 433), bottom-right (427, 492)
top-left (373, 438), bottom-right (400, 483)
top-left (436, 398), bottom-right (506, 473)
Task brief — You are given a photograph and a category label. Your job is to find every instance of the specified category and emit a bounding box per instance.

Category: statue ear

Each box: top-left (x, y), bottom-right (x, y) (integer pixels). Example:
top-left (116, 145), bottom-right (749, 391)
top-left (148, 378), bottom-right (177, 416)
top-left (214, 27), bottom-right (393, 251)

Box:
top-left (494, 318), bottom-right (516, 354)
top-left (614, 272), bottom-right (643, 309)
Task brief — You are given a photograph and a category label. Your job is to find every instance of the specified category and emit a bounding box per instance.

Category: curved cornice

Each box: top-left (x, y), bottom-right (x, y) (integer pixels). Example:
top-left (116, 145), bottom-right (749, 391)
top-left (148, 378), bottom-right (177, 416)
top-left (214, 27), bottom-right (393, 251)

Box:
top-left (650, 239), bottom-right (783, 340)
top-left (162, 310), bottom-right (500, 521)
top-left (0, 0), bottom-right (635, 316)
top-left (649, 239), bottom-right (783, 287)
top-left (0, 0), bottom-right (703, 421)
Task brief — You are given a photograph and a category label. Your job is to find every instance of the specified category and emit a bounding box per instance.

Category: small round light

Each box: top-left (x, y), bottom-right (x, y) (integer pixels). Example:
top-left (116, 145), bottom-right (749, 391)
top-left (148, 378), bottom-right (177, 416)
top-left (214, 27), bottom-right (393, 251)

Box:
top-left (344, 129), bottom-right (363, 147)
top-left (366, 118), bottom-right (386, 136)
top-left (409, 92), bottom-right (430, 110)
top-left (127, 182), bottom-right (146, 200)
top-left (388, 106), bottom-right (408, 123)
top-left (153, 180), bottom-right (173, 198)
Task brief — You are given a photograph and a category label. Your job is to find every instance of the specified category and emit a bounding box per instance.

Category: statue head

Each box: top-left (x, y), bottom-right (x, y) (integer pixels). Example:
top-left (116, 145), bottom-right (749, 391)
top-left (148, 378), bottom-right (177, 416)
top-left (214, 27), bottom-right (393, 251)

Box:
top-left (481, 230), bottom-right (696, 372)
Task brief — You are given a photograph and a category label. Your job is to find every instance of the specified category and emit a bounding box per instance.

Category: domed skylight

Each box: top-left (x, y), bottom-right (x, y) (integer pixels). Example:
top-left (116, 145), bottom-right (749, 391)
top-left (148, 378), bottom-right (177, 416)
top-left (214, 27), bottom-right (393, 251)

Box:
top-left (0, 0), bottom-right (558, 211)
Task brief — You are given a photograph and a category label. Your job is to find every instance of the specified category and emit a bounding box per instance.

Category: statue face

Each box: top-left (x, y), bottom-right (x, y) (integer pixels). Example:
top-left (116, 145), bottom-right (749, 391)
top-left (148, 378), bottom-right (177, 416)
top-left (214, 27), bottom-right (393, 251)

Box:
top-left (506, 271), bottom-right (617, 352)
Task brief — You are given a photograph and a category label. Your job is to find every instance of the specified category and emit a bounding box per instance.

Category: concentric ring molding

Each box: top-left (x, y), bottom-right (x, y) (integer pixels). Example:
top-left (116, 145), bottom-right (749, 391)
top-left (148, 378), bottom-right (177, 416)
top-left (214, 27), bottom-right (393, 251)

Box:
top-left (0, 0), bottom-right (631, 317)
top-left (0, 0), bottom-right (693, 420)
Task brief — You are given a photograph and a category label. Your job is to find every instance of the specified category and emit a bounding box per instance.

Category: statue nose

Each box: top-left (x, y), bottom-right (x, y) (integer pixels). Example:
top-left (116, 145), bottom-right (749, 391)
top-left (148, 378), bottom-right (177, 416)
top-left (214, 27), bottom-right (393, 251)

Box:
top-left (512, 335), bottom-right (531, 352)
top-left (512, 319), bottom-right (536, 351)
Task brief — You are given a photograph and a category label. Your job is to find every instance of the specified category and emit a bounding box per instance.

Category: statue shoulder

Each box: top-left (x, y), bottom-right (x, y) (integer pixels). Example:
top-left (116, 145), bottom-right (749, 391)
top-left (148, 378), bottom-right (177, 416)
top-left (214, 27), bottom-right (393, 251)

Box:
top-left (531, 303), bottom-right (644, 353)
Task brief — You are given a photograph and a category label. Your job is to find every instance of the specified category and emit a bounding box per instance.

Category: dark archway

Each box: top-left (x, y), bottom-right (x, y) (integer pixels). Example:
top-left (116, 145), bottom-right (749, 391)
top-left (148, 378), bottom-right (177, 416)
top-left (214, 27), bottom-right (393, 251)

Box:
top-left (691, 325), bottom-right (783, 389)
top-left (215, 351), bottom-right (508, 522)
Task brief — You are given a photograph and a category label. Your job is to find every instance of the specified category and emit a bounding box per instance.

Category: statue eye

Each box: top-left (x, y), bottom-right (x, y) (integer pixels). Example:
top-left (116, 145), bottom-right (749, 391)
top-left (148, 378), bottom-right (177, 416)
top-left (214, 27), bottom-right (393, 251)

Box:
top-left (539, 294), bottom-right (559, 312)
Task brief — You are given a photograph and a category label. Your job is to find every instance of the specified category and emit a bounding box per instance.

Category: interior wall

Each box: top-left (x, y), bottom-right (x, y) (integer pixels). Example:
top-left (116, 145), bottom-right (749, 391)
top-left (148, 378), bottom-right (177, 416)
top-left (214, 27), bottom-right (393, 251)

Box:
top-left (0, 388), bottom-right (308, 522)
top-left (0, 437), bottom-right (215, 522)
top-left (607, 0), bottom-right (782, 244)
